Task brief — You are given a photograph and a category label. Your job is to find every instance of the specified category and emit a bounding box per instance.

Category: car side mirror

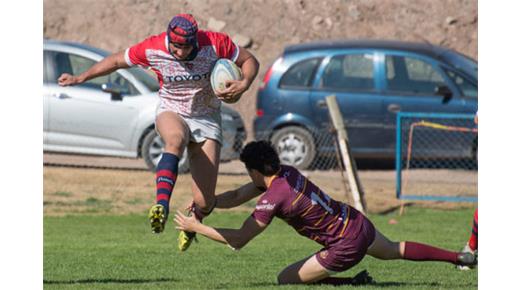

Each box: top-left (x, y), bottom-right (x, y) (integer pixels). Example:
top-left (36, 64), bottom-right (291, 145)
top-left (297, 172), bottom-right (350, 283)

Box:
top-left (435, 85), bottom-right (453, 104)
top-left (102, 83), bottom-right (124, 101)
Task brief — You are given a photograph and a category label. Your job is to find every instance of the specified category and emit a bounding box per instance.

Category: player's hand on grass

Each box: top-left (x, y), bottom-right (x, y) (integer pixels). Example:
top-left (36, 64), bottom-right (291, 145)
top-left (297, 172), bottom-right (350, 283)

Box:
top-left (174, 210), bottom-right (201, 232)
top-left (58, 73), bottom-right (81, 86)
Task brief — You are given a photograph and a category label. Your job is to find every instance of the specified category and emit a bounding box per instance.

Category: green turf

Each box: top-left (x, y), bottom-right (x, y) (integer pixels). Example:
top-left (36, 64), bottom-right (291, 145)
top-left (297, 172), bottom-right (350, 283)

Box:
top-left (44, 207), bottom-right (477, 289)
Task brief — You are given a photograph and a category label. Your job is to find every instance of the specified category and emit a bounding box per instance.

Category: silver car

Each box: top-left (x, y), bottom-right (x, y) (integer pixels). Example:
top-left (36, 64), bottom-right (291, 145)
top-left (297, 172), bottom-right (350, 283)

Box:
top-left (43, 39), bottom-right (246, 172)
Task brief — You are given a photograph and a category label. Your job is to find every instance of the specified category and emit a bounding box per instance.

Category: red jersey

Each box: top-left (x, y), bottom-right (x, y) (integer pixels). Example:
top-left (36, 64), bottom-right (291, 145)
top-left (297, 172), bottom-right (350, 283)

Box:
top-left (252, 165), bottom-right (365, 246)
top-left (124, 31), bottom-right (239, 116)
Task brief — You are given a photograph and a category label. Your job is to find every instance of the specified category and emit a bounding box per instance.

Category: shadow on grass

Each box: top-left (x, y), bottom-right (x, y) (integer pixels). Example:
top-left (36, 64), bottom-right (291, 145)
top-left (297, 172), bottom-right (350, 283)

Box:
top-left (241, 282), bottom-right (279, 288)
top-left (43, 277), bottom-right (177, 285)
top-left (371, 281), bottom-right (477, 288)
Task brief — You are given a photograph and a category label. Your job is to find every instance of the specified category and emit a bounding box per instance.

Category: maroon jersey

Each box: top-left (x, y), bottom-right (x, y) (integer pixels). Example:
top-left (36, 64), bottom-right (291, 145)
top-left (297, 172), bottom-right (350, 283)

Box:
top-left (252, 165), bottom-right (364, 246)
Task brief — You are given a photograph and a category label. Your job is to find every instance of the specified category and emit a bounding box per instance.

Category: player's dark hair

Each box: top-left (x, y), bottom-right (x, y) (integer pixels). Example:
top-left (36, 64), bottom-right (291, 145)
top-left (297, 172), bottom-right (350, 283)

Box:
top-left (240, 141), bottom-right (280, 176)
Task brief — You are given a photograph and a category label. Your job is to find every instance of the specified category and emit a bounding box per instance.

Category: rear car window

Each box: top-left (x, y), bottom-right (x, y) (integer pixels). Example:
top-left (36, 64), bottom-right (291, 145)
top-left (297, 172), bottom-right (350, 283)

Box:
top-left (280, 58), bottom-right (321, 88)
top-left (320, 54), bottom-right (375, 91)
top-left (385, 55), bottom-right (447, 95)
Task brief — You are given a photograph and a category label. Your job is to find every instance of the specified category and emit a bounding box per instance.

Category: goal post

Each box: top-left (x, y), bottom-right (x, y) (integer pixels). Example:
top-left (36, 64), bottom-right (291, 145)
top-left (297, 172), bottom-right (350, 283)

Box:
top-left (395, 112), bottom-right (478, 202)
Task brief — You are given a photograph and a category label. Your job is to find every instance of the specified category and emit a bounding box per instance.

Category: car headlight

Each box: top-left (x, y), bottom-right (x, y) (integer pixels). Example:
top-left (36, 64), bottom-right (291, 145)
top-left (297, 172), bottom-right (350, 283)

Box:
top-left (222, 113), bottom-right (234, 121)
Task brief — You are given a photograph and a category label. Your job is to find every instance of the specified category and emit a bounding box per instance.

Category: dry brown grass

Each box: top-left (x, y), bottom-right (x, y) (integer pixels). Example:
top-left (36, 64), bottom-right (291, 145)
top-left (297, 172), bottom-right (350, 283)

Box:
top-left (44, 166), bottom-right (476, 217)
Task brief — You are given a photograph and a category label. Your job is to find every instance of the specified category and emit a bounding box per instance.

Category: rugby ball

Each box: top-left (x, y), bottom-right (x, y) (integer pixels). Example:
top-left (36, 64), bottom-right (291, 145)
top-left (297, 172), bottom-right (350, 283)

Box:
top-left (210, 58), bottom-right (242, 95)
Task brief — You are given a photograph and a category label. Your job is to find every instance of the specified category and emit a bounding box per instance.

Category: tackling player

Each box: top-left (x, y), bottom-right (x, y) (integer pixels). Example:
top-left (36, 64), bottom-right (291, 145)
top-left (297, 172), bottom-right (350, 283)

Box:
top-left (58, 14), bottom-right (259, 251)
top-left (175, 141), bottom-right (477, 285)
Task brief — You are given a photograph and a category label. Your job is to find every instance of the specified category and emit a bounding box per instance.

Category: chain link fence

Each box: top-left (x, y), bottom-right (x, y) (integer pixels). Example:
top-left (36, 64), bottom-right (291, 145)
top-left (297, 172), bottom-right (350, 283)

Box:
top-left (255, 126), bottom-right (344, 171)
top-left (396, 112), bottom-right (478, 202)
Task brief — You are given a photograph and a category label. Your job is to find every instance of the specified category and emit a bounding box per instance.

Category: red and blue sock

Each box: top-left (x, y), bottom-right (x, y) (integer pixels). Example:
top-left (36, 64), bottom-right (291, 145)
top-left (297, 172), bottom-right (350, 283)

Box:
top-left (468, 208), bottom-right (478, 251)
top-left (155, 152), bottom-right (179, 215)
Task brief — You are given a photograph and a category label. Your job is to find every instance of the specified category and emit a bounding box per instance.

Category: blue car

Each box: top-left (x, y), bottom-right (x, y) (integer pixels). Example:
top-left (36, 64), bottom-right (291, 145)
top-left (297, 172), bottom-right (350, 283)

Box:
top-left (254, 40), bottom-right (477, 169)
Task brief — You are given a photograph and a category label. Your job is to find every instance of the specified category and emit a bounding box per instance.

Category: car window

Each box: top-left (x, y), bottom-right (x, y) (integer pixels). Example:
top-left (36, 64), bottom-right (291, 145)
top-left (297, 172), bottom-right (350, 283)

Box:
top-left (279, 58), bottom-right (321, 88)
top-left (385, 55), bottom-right (447, 95)
top-left (51, 51), bottom-right (139, 95)
top-left (320, 54), bottom-right (375, 91)
top-left (445, 69), bottom-right (477, 98)
top-left (128, 67), bottom-right (160, 92)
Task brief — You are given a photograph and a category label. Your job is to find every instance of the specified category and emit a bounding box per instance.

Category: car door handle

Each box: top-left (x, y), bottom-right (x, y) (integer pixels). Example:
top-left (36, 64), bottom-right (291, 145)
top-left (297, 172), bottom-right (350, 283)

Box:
top-left (316, 100), bottom-right (327, 108)
top-left (53, 93), bottom-right (71, 99)
top-left (387, 104), bottom-right (401, 113)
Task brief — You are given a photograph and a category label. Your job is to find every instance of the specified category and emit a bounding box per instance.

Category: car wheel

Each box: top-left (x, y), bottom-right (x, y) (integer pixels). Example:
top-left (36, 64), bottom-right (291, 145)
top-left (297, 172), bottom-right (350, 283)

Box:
top-left (270, 126), bottom-right (316, 170)
top-left (141, 129), bottom-right (189, 173)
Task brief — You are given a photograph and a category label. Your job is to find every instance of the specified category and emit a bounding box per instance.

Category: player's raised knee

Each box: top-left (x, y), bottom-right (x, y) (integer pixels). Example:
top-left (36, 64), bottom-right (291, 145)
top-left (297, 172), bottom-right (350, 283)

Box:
top-left (162, 133), bottom-right (187, 151)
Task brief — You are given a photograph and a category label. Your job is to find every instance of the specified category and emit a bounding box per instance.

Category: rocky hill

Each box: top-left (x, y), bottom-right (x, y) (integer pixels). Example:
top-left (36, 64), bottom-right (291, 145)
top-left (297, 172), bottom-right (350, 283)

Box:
top-left (44, 0), bottom-right (477, 136)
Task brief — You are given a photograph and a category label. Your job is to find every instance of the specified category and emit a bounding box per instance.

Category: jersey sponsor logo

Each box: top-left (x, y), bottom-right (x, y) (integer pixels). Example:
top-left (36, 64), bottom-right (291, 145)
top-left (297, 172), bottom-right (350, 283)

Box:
top-left (164, 72), bottom-right (210, 83)
top-left (256, 201), bottom-right (276, 211)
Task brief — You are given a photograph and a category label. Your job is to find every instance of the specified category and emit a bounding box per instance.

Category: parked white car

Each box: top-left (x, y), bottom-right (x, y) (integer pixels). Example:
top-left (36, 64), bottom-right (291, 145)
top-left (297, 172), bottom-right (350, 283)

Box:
top-left (43, 39), bottom-right (246, 172)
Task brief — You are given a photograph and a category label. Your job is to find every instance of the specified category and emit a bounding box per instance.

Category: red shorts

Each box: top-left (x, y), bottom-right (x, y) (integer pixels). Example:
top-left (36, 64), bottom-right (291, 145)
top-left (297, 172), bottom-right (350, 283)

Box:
top-left (315, 210), bottom-right (376, 272)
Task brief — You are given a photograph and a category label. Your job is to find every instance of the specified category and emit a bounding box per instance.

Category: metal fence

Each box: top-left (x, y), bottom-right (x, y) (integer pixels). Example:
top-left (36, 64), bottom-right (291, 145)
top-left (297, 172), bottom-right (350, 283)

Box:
top-left (255, 126), bottom-right (344, 171)
top-left (395, 112), bottom-right (478, 202)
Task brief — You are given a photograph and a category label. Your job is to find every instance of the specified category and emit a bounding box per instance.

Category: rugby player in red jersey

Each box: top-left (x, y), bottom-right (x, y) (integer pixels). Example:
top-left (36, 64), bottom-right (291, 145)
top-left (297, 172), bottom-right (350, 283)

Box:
top-left (58, 14), bottom-right (259, 251)
top-left (175, 141), bottom-right (477, 285)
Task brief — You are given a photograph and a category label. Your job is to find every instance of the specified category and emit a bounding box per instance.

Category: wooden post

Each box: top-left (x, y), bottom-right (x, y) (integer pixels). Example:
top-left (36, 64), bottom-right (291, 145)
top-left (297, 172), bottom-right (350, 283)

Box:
top-left (325, 95), bottom-right (367, 214)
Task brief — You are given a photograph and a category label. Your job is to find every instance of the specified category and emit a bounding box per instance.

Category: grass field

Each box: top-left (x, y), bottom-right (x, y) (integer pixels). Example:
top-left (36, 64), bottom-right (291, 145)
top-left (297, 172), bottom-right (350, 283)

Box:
top-left (44, 207), bottom-right (477, 289)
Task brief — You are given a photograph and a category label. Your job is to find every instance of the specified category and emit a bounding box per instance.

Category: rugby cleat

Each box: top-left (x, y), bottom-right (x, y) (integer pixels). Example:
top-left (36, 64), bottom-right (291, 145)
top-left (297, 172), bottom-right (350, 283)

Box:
top-left (351, 270), bottom-right (374, 285)
top-left (457, 244), bottom-right (477, 270)
top-left (148, 204), bottom-right (167, 234)
top-left (456, 251), bottom-right (478, 268)
top-left (178, 230), bottom-right (197, 251)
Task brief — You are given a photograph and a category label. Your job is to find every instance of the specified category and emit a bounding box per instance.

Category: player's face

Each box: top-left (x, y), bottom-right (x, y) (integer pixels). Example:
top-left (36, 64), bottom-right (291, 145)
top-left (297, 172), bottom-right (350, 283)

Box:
top-left (246, 168), bottom-right (266, 190)
top-left (169, 42), bottom-right (194, 60)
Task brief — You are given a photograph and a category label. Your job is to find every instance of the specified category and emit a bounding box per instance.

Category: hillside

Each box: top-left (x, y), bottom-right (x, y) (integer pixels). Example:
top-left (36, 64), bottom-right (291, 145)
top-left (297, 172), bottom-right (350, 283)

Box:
top-left (44, 0), bottom-right (478, 135)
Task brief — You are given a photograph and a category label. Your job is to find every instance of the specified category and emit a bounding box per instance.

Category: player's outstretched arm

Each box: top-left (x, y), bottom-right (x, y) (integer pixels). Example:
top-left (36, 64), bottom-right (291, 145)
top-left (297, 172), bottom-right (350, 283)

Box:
top-left (174, 212), bottom-right (266, 250)
top-left (215, 182), bottom-right (263, 209)
top-left (58, 51), bottom-right (130, 86)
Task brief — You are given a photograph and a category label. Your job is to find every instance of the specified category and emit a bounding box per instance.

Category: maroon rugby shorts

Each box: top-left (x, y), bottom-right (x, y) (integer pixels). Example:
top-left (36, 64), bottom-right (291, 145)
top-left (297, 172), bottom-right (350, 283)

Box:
top-left (315, 209), bottom-right (376, 272)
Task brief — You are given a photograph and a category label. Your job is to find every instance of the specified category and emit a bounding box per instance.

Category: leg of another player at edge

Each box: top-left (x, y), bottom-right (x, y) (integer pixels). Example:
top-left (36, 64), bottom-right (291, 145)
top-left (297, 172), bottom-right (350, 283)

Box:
top-left (188, 138), bottom-right (220, 219)
top-left (467, 208), bottom-right (478, 251)
top-left (367, 228), bottom-right (466, 265)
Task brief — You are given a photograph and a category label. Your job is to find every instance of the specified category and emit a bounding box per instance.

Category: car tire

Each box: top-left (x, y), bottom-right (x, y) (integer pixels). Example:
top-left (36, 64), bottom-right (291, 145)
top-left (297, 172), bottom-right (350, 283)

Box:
top-left (141, 129), bottom-right (190, 173)
top-left (270, 126), bottom-right (316, 170)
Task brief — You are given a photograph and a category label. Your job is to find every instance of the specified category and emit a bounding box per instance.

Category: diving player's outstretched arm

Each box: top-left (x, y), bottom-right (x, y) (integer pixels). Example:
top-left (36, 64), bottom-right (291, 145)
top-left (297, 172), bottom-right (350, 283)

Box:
top-left (214, 182), bottom-right (263, 209)
top-left (174, 212), bottom-right (266, 250)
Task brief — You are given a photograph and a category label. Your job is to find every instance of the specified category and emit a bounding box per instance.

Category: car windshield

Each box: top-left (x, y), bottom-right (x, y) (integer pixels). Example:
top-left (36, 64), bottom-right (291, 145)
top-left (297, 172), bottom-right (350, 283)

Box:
top-left (127, 67), bottom-right (160, 92)
top-left (440, 50), bottom-right (477, 81)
